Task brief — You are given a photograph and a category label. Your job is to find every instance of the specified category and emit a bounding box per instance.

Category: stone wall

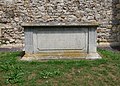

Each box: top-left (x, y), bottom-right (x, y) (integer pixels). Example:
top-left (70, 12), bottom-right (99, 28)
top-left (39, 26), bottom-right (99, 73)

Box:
top-left (112, 0), bottom-right (120, 44)
top-left (0, 0), bottom-right (120, 46)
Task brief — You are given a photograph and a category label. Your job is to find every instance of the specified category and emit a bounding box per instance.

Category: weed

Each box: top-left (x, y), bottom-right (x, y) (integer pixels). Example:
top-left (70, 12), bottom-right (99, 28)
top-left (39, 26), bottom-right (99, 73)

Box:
top-left (0, 52), bottom-right (25, 85)
top-left (5, 70), bottom-right (24, 84)
top-left (39, 69), bottom-right (61, 79)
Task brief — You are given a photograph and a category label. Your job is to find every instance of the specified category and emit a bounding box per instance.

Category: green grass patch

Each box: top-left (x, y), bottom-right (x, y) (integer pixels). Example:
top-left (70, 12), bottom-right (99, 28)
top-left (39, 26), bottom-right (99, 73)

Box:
top-left (0, 49), bottom-right (120, 86)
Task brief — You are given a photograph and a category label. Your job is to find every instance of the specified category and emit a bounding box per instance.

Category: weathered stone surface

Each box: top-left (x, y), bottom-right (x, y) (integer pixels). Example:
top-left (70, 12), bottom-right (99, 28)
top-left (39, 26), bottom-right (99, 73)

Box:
top-left (23, 24), bottom-right (97, 54)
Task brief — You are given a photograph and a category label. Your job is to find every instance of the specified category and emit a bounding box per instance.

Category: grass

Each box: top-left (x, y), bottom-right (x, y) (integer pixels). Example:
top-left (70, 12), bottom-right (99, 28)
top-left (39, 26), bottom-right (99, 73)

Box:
top-left (0, 49), bottom-right (120, 86)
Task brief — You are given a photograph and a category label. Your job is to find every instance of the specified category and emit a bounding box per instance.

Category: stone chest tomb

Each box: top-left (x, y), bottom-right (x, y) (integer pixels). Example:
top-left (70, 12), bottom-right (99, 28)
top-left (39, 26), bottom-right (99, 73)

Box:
top-left (22, 22), bottom-right (101, 60)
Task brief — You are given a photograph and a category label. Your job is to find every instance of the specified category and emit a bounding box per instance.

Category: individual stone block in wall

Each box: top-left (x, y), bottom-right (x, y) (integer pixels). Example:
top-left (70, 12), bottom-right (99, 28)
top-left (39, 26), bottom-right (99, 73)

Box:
top-left (9, 38), bottom-right (15, 43)
top-left (116, 14), bottom-right (120, 19)
top-left (81, 16), bottom-right (88, 22)
top-left (15, 39), bottom-right (22, 44)
top-left (3, 0), bottom-right (14, 5)
top-left (0, 24), bottom-right (5, 37)
top-left (14, 17), bottom-right (20, 22)
top-left (1, 18), bottom-right (11, 23)
top-left (67, 15), bottom-right (77, 22)
top-left (112, 26), bottom-right (117, 32)
top-left (106, 25), bottom-right (112, 29)
top-left (97, 28), bottom-right (101, 33)
top-left (95, 14), bottom-right (101, 20)
top-left (87, 16), bottom-right (94, 20)
top-left (5, 25), bottom-right (13, 29)
top-left (0, 11), bottom-right (3, 16)
top-left (116, 4), bottom-right (120, 8)
top-left (0, 28), bottom-right (1, 37)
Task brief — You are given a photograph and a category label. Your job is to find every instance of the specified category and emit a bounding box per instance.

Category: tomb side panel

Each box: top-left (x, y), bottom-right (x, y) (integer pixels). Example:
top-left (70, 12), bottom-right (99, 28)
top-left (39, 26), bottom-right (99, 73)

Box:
top-left (36, 27), bottom-right (88, 52)
top-left (88, 27), bottom-right (97, 53)
top-left (25, 27), bottom-right (34, 53)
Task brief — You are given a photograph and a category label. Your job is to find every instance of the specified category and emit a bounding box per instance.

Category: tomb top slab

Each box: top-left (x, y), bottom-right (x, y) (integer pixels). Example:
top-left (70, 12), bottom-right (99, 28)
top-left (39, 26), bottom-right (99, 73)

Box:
top-left (22, 22), bottom-right (99, 27)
